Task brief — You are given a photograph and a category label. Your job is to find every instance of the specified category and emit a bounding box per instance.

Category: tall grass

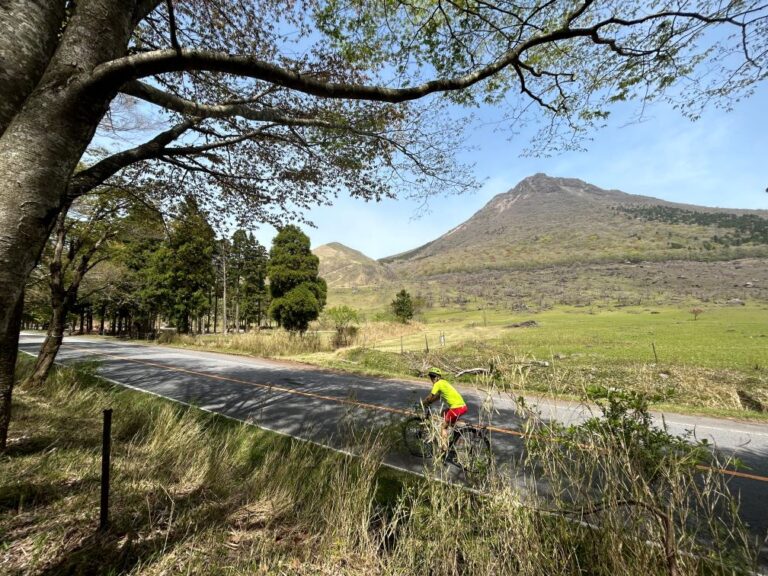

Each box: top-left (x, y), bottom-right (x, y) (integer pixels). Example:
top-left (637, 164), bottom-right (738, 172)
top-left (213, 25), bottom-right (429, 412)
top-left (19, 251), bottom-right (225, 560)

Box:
top-left (2, 357), bottom-right (757, 575)
top-left (167, 328), bottom-right (334, 356)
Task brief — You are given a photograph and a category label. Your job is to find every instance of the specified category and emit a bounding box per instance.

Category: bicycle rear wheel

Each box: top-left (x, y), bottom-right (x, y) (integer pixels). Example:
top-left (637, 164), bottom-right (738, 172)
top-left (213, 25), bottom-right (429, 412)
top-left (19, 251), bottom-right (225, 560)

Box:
top-left (403, 417), bottom-right (432, 458)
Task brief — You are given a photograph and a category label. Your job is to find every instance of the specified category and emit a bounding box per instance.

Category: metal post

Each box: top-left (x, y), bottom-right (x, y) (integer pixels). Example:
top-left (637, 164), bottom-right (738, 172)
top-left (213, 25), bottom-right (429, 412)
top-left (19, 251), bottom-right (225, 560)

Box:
top-left (100, 408), bottom-right (112, 531)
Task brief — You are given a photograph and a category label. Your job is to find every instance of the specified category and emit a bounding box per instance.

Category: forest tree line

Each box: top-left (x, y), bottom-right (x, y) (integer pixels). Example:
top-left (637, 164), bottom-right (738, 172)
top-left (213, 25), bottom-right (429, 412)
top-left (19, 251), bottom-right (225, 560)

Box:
top-left (616, 205), bottom-right (768, 247)
top-left (22, 191), bottom-right (324, 340)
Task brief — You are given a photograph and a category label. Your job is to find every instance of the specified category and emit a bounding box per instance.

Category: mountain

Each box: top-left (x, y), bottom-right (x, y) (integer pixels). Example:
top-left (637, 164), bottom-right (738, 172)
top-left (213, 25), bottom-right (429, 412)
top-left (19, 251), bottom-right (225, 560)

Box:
top-left (313, 242), bottom-right (397, 288)
top-left (317, 175), bottom-right (768, 308)
top-left (382, 173), bottom-right (768, 276)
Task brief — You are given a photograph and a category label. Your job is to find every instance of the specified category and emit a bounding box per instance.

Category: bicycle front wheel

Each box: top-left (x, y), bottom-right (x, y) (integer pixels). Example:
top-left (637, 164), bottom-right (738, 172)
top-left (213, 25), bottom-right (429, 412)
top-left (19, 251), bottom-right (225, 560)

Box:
top-left (451, 427), bottom-right (493, 482)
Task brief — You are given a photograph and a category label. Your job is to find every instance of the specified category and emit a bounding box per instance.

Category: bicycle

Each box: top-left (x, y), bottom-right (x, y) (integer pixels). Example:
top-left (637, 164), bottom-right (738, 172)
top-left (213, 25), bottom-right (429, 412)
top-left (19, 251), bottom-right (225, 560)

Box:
top-left (402, 402), bottom-right (493, 482)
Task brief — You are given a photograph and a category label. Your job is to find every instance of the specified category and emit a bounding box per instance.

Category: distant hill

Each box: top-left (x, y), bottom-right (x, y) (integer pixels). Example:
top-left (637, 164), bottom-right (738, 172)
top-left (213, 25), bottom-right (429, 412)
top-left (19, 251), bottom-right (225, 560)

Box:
top-left (382, 173), bottom-right (768, 276)
top-left (313, 242), bottom-right (397, 288)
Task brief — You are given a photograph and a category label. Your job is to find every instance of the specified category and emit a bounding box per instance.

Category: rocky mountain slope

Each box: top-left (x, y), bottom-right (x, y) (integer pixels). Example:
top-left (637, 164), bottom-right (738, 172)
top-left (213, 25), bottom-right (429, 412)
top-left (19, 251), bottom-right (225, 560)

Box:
top-left (382, 173), bottom-right (768, 276)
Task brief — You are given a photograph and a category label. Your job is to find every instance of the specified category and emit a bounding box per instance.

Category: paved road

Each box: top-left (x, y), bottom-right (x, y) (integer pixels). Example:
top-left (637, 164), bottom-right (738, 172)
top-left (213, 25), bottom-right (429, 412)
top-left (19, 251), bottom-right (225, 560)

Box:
top-left (18, 333), bottom-right (768, 562)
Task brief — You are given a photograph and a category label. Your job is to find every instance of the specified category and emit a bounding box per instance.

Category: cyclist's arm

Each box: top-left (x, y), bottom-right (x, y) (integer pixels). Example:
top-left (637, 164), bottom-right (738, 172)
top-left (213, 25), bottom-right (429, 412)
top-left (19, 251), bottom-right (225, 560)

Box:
top-left (423, 393), bottom-right (439, 406)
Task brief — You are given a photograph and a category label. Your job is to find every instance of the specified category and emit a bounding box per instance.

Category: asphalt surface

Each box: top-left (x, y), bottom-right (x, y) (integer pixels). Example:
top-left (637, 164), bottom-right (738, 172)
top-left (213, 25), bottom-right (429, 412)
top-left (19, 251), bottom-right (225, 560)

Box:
top-left (18, 333), bottom-right (768, 563)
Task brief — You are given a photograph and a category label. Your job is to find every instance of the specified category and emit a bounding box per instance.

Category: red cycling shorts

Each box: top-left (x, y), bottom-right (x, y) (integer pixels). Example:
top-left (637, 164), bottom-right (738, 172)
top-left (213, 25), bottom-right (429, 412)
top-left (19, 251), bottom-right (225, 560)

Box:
top-left (443, 405), bottom-right (468, 424)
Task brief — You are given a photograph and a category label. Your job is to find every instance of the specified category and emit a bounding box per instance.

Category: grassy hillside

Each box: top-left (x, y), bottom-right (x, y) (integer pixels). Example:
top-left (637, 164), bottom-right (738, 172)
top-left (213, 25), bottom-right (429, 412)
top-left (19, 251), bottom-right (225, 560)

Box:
top-left (325, 257), bottom-right (768, 312)
top-left (313, 242), bottom-right (397, 288)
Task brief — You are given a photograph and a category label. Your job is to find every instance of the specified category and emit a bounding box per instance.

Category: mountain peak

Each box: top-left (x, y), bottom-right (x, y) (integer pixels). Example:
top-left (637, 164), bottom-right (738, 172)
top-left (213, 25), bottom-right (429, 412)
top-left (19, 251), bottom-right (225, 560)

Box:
top-left (384, 173), bottom-right (768, 273)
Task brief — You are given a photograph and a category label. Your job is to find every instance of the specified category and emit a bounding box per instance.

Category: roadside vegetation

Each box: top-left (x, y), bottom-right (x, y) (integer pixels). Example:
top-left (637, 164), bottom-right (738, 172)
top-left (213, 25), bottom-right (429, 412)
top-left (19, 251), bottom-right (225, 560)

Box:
top-left (3, 357), bottom-right (758, 575)
top-left (0, 358), bottom-right (754, 575)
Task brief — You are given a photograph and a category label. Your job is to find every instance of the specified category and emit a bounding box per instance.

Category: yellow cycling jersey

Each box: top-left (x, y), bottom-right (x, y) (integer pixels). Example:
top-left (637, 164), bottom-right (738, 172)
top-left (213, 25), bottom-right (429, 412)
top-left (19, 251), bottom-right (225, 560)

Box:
top-left (430, 378), bottom-right (466, 409)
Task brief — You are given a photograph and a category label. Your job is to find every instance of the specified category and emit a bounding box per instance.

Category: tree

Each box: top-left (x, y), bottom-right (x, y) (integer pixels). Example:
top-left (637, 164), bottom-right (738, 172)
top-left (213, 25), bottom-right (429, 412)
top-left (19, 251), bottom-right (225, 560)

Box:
top-left (1, 1), bottom-right (767, 449)
top-left (268, 225), bottom-right (327, 332)
top-left (151, 197), bottom-right (216, 333)
top-left (325, 305), bottom-right (360, 347)
top-left (229, 229), bottom-right (249, 332)
top-left (690, 307), bottom-right (704, 321)
top-left (228, 229), bottom-right (269, 331)
top-left (391, 289), bottom-right (414, 323)
top-left (24, 189), bottom-right (134, 387)
top-left (239, 234), bottom-right (270, 330)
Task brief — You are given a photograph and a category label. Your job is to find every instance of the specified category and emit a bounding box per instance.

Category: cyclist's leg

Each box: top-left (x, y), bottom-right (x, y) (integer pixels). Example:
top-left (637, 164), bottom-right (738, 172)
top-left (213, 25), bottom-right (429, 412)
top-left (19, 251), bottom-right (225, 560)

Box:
top-left (441, 406), bottom-right (467, 459)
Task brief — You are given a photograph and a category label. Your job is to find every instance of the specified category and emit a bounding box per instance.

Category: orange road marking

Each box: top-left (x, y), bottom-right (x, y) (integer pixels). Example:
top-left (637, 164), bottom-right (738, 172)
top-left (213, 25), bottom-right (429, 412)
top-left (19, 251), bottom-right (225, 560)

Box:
top-left (62, 343), bottom-right (768, 485)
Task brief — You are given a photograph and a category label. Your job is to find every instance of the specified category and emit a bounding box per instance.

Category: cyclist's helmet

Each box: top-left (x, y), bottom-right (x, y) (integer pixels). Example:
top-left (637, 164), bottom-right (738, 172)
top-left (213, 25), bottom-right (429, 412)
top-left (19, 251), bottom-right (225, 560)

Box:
top-left (427, 367), bottom-right (443, 378)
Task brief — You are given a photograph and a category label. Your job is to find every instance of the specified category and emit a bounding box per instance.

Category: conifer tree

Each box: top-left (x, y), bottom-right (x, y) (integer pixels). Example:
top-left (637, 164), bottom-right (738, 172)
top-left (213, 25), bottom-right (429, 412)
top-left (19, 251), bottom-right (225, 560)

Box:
top-left (391, 289), bottom-right (414, 323)
top-left (156, 198), bottom-right (216, 333)
top-left (268, 225), bottom-right (326, 333)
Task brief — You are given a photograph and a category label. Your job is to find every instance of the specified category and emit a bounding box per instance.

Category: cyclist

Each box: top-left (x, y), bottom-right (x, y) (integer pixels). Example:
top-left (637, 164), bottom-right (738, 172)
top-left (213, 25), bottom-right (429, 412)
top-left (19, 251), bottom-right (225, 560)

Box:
top-left (422, 367), bottom-right (468, 455)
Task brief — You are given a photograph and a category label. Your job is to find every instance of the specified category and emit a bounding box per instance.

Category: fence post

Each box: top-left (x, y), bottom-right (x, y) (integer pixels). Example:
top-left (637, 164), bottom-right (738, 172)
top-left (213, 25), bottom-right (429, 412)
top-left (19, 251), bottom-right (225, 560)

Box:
top-left (424, 334), bottom-right (429, 353)
top-left (100, 408), bottom-right (113, 531)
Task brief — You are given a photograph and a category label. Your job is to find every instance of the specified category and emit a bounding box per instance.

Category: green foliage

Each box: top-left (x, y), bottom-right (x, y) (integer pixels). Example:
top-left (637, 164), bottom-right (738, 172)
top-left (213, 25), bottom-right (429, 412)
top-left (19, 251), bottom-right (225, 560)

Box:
top-left (618, 205), bottom-right (768, 247)
top-left (324, 305), bottom-right (360, 346)
top-left (230, 229), bottom-right (269, 328)
top-left (145, 197), bottom-right (215, 333)
top-left (573, 386), bottom-right (710, 482)
top-left (391, 289), bottom-right (414, 323)
top-left (268, 225), bottom-right (327, 332)
top-left (269, 284), bottom-right (322, 333)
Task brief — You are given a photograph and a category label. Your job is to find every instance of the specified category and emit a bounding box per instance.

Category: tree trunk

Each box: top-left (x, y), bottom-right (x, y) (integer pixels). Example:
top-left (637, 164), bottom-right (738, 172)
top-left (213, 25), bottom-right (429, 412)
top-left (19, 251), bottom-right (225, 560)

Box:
top-left (0, 293), bottom-right (24, 451)
top-left (213, 289), bottom-right (218, 333)
top-left (25, 303), bottom-right (67, 388)
top-left (0, 1), bottom-right (66, 135)
top-left (0, 0), bottom-right (141, 449)
top-left (222, 256), bottom-right (228, 333)
top-left (234, 277), bottom-right (240, 334)
top-left (99, 304), bottom-right (106, 335)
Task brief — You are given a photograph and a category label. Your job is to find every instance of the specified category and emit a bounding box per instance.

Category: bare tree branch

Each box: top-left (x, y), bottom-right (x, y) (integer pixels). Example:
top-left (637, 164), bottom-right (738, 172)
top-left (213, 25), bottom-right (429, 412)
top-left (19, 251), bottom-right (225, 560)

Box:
top-left (67, 119), bottom-right (197, 199)
top-left (165, 0), bottom-right (181, 52)
top-left (120, 80), bottom-right (351, 129)
top-left (90, 9), bottom-right (755, 106)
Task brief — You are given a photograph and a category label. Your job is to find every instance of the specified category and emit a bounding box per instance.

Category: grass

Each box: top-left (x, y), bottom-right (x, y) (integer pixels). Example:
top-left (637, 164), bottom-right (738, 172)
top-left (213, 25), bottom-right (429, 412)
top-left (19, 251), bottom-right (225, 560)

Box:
top-left (2, 356), bottom-right (758, 575)
top-left (159, 328), bottom-right (337, 356)
top-left (2, 356), bottom-right (413, 575)
top-left (380, 305), bottom-right (768, 370)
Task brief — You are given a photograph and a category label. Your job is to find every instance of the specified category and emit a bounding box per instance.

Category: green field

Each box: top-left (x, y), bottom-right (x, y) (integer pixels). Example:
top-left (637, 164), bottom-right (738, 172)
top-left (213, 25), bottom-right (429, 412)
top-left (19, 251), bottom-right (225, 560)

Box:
top-left (389, 305), bottom-right (768, 371)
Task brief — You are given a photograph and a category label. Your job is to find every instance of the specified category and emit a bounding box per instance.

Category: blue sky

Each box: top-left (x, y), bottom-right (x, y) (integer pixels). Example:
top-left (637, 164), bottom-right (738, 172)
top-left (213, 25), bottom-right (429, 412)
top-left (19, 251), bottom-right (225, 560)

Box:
top-left (262, 90), bottom-right (767, 260)
top-left (99, 76), bottom-right (767, 261)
